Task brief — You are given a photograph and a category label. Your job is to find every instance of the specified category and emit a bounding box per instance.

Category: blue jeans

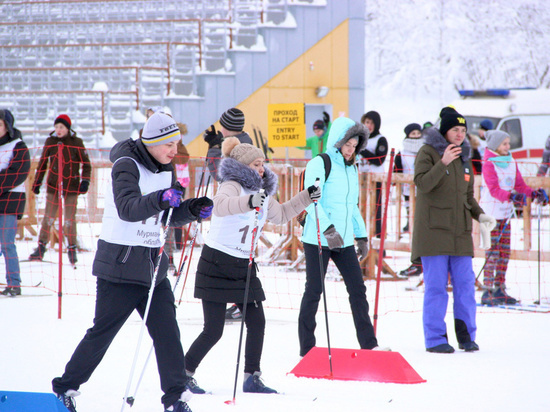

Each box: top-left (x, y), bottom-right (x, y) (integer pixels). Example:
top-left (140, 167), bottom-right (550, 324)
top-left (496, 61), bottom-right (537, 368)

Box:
top-left (0, 214), bottom-right (21, 287)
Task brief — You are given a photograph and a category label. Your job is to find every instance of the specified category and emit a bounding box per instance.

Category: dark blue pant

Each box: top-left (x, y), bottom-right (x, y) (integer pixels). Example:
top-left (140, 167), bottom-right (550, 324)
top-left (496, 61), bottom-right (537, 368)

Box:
top-left (185, 300), bottom-right (265, 375)
top-left (298, 243), bottom-right (377, 356)
top-left (421, 255), bottom-right (477, 348)
top-left (52, 278), bottom-right (187, 408)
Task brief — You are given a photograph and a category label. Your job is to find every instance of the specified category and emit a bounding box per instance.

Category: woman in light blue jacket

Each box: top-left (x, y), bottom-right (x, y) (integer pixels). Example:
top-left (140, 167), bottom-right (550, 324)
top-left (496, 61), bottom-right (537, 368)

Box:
top-left (298, 117), bottom-right (381, 356)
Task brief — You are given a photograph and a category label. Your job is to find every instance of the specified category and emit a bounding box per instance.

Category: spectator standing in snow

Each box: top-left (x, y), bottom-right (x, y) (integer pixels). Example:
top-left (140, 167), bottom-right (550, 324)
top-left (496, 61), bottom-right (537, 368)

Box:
top-left (29, 114), bottom-right (91, 265)
top-left (359, 110), bottom-right (388, 239)
top-left (184, 137), bottom-right (321, 395)
top-left (203, 107), bottom-right (253, 181)
top-left (412, 107), bottom-right (496, 353)
top-left (479, 130), bottom-right (548, 306)
top-left (477, 119), bottom-right (493, 157)
top-left (537, 134), bottom-right (550, 177)
top-left (0, 109), bottom-right (30, 297)
top-left (297, 112), bottom-right (331, 159)
top-left (394, 123), bottom-right (425, 278)
top-left (52, 112), bottom-right (213, 412)
top-left (298, 117), bottom-right (386, 357)
top-left (467, 133), bottom-right (483, 174)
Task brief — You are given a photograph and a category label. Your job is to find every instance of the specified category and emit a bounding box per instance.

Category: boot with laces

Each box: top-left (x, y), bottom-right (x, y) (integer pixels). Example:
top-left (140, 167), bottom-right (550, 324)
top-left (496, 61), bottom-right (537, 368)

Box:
top-left (56, 389), bottom-right (80, 412)
top-left (243, 371), bottom-right (277, 394)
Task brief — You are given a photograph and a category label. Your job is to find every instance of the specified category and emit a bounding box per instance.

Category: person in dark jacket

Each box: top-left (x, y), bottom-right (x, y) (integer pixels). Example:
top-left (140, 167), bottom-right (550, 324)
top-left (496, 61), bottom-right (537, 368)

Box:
top-left (203, 107), bottom-right (253, 181)
top-left (29, 114), bottom-right (92, 265)
top-left (184, 137), bottom-right (320, 395)
top-left (412, 107), bottom-right (496, 354)
top-left (52, 112), bottom-right (213, 412)
top-left (359, 111), bottom-right (388, 238)
top-left (0, 109), bottom-right (30, 297)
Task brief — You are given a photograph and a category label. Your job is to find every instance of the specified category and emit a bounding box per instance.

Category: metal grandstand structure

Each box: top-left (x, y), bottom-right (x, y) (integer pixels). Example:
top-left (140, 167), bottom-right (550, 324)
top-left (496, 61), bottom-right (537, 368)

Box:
top-left (0, 0), bottom-right (289, 151)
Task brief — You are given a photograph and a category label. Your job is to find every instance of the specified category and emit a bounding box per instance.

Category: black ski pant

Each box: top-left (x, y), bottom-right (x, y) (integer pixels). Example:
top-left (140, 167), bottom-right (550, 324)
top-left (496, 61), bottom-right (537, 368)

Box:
top-left (185, 299), bottom-right (265, 375)
top-left (52, 278), bottom-right (187, 409)
top-left (298, 243), bottom-right (378, 356)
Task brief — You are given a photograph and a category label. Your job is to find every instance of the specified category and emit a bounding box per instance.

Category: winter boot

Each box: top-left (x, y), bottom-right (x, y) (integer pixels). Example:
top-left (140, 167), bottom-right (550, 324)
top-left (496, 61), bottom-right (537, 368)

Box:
top-left (67, 245), bottom-right (78, 265)
top-left (225, 304), bottom-right (242, 321)
top-left (165, 390), bottom-right (192, 412)
top-left (481, 290), bottom-right (498, 306)
top-left (56, 389), bottom-right (80, 412)
top-left (458, 341), bottom-right (480, 352)
top-left (184, 374), bottom-right (206, 394)
top-left (398, 263), bottom-right (423, 277)
top-left (493, 286), bottom-right (518, 305)
top-left (29, 241), bottom-right (47, 261)
top-left (1, 286), bottom-right (21, 297)
top-left (426, 343), bottom-right (455, 353)
top-left (243, 372), bottom-right (278, 394)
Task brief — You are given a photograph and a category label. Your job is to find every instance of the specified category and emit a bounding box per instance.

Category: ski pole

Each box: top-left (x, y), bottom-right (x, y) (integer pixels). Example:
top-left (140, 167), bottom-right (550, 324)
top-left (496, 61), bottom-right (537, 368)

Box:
top-left (311, 178), bottom-right (333, 377)
top-left (121, 207), bottom-right (174, 411)
top-left (225, 189), bottom-right (264, 405)
top-left (535, 202), bottom-right (542, 305)
top-left (129, 193), bottom-right (209, 404)
top-left (373, 148), bottom-right (394, 335)
top-left (177, 173), bottom-right (212, 305)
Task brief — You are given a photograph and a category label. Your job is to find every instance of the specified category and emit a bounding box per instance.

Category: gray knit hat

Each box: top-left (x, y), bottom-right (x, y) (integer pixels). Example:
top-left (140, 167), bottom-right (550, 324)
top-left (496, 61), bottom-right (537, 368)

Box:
top-left (219, 108), bottom-right (245, 132)
top-left (141, 112), bottom-right (181, 146)
top-left (486, 130), bottom-right (510, 152)
top-left (222, 137), bottom-right (264, 165)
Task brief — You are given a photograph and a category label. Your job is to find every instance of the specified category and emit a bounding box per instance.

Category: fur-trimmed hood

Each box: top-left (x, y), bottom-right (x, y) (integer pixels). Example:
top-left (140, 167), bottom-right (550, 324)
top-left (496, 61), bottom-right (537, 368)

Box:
top-left (423, 127), bottom-right (471, 162)
top-left (218, 157), bottom-right (278, 196)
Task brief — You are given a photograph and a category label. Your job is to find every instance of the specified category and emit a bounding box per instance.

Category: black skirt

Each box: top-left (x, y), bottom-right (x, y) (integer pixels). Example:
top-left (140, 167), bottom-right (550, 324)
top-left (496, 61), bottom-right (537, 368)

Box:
top-left (194, 244), bottom-right (266, 304)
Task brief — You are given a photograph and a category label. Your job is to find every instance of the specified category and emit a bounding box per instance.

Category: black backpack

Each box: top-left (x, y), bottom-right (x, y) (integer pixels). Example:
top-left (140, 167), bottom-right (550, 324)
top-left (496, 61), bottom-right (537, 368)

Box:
top-left (296, 153), bottom-right (331, 226)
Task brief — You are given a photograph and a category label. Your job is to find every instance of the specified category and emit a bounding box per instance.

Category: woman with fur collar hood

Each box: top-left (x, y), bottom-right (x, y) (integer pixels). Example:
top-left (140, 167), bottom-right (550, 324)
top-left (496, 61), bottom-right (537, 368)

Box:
top-left (298, 117), bottom-right (387, 357)
top-left (185, 137), bottom-right (321, 395)
top-left (412, 107), bottom-right (496, 354)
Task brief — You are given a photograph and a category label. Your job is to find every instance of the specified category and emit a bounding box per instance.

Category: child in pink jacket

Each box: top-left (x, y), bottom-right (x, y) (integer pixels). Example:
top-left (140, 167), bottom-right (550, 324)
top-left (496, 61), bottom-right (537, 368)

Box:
top-left (479, 130), bottom-right (547, 306)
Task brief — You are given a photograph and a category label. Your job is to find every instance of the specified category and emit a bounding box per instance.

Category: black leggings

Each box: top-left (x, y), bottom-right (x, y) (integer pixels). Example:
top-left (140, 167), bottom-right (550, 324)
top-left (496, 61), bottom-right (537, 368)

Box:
top-left (185, 300), bottom-right (265, 375)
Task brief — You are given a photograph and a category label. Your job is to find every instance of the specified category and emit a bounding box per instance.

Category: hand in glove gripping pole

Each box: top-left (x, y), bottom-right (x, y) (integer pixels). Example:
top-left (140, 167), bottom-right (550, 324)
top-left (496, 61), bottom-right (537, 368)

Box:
top-left (248, 190), bottom-right (267, 209)
top-left (532, 188), bottom-right (549, 206)
top-left (509, 192), bottom-right (526, 208)
top-left (356, 237), bottom-right (369, 261)
top-left (307, 181), bottom-right (321, 201)
top-left (160, 182), bottom-right (184, 209)
top-left (189, 196), bottom-right (214, 220)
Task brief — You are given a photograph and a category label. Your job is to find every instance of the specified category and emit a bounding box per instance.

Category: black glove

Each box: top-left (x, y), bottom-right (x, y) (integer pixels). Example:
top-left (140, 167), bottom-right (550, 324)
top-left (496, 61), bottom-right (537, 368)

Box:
top-left (509, 192), bottom-right (526, 208)
top-left (248, 191), bottom-right (267, 209)
top-left (532, 188), bottom-right (549, 205)
top-left (32, 183), bottom-right (40, 195)
top-left (323, 225), bottom-right (344, 250)
top-left (189, 196), bottom-right (214, 218)
top-left (307, 184), bottom-right (321, 201)
top-left (356, 237), bottom-right (369, 261)
top-left (322, 111), bottom-right (330, 127)
top-left (203, 125), bottom-right (223, 148)
top-left (78, 180), bottom-right (90, 194)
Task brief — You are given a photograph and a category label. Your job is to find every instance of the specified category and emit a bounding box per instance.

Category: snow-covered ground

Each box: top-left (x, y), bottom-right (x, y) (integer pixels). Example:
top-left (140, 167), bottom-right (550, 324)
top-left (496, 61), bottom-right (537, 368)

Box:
top-left (2, 224), bottom-right (549, 412)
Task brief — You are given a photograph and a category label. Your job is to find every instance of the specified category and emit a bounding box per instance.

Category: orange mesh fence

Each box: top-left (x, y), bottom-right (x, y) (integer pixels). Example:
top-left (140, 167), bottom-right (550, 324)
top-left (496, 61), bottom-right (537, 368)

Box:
top-left (11, 149), bottom-right (550, 318)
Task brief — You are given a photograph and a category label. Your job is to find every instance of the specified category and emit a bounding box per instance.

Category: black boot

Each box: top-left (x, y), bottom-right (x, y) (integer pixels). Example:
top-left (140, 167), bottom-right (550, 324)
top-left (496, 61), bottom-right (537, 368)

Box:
top-left (29, 241), bottom-right (47, 261)
top-left (67, 245), bottom-right (78, 265)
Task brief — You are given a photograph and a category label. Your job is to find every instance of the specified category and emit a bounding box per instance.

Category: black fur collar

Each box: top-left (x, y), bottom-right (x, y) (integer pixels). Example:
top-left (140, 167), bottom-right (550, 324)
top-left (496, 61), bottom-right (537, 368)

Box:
top-left (423, 127), bottom-right (471, 162)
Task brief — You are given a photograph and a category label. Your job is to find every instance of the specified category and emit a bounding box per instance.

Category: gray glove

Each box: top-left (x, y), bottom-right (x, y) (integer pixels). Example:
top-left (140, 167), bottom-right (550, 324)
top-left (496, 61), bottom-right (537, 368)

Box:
top-left (356, 237), bottom-right (369, 260)
top-left (323, 225), bottom-right (344, 250)
top-left (248, 191), bottom-right (267, 209)
top-left (307, 184), bottom-right (321, 201)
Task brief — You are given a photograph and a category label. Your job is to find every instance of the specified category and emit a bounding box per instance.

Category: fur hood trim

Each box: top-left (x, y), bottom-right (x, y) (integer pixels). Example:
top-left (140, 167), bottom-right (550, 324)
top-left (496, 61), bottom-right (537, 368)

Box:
top-left (219, 157), bottom-right (278, 195)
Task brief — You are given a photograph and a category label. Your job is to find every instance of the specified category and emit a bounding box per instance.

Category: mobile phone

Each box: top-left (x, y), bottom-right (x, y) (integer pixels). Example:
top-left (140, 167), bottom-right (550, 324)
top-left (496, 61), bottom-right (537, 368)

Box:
top-left (461, 145), bottom-right (470, 158)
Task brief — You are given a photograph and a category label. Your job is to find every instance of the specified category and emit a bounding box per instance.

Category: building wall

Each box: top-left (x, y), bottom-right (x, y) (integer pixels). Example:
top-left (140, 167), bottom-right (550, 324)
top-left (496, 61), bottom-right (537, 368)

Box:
top-left (180, 1), bottom-right (365, 159)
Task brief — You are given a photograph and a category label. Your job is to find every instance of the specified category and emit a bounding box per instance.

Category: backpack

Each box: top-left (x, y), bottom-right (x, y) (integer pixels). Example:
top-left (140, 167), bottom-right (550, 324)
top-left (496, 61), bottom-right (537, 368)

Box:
top-left (296, 153), bottom-right (332, 227)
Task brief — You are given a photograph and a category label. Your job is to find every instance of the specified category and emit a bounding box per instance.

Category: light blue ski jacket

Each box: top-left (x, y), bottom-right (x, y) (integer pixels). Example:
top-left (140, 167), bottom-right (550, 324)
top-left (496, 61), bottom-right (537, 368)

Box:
top-left (301, 117), bottom-right (368, 247)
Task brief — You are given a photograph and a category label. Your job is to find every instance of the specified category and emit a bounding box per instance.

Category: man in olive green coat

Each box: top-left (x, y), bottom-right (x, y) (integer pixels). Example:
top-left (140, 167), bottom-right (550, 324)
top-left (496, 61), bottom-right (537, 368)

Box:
top-left (412, 107), bottom-right (496, 354)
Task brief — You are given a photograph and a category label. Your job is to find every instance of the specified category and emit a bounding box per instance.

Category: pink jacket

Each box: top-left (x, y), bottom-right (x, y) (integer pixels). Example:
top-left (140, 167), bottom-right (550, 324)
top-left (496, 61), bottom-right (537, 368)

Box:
top-left (482, 149), bottom-right (533, 202)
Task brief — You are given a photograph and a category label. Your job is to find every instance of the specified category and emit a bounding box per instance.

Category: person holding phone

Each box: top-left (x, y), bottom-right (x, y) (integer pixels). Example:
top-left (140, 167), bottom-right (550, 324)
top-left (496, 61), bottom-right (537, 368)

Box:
top-left (412, 107), bottom-right (496, 354)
